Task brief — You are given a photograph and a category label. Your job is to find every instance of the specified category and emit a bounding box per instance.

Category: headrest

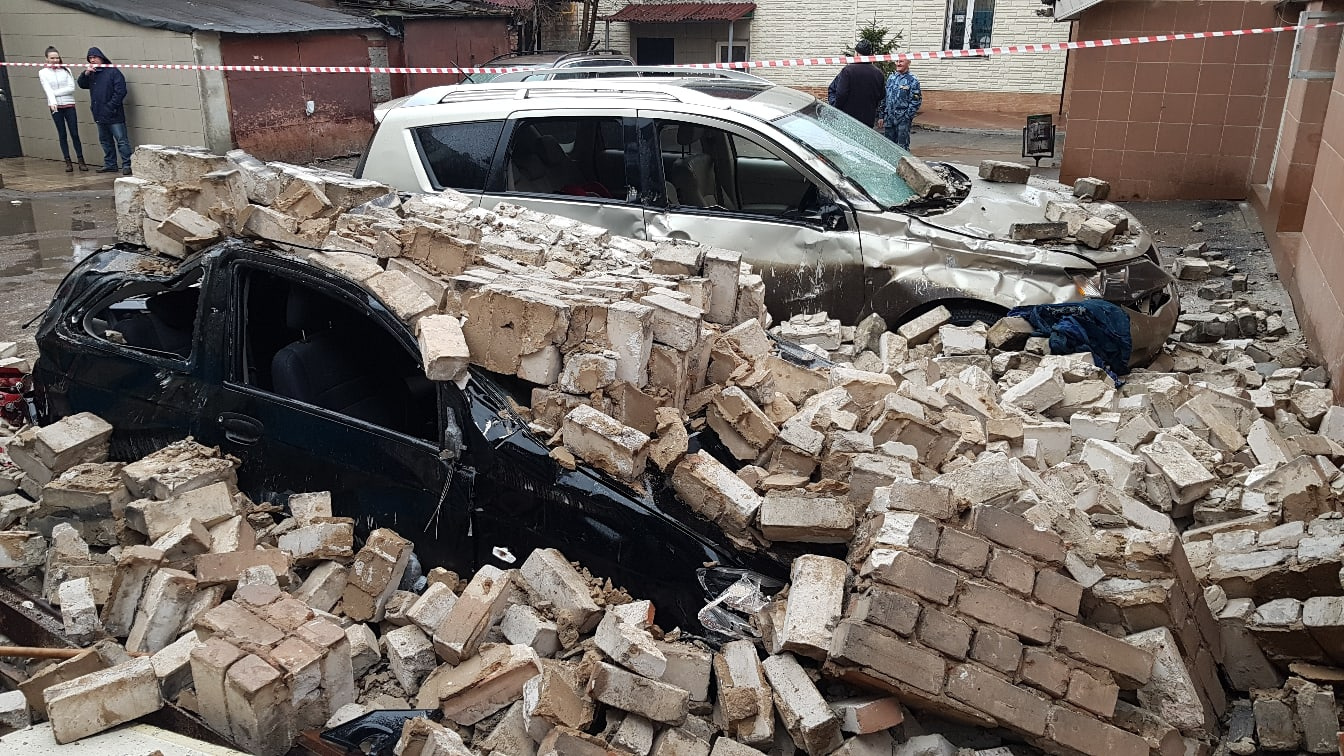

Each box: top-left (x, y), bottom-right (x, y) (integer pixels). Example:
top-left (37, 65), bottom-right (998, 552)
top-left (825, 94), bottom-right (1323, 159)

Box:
top-left (538, 135), bottom-right (567, 165)
top-left (511, 124), bottom-right (544, 158)
top-left (677, 124), bottom-right (699, 147)
top-left (286, 287), bottom-right (332, 333)
top-left (145, 287), bottom-right (200, 330)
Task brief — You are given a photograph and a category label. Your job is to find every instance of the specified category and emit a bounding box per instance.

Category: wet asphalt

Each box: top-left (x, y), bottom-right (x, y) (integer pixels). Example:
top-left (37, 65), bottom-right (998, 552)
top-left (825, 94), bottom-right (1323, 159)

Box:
top-left (0, 188), bottom-right (118, 361)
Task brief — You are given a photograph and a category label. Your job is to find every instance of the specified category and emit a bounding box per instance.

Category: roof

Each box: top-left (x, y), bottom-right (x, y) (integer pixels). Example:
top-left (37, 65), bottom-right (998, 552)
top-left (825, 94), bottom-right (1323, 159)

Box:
top-left (45, 0), bottom-right (381, 34)
top-left (1053, 0), bottom-right (1107, 21)
top-left (603, 2), bottom-right (756, 23)
top-left (338, 0), bottom-right (521, 15)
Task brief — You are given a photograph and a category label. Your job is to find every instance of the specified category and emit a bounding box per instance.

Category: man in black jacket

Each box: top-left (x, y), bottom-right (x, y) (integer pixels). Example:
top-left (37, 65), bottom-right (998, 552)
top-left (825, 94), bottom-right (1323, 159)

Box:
top-left (827, 40), bottom-right (886, 128)
top-left (77, 47), bottom-right (133, 174)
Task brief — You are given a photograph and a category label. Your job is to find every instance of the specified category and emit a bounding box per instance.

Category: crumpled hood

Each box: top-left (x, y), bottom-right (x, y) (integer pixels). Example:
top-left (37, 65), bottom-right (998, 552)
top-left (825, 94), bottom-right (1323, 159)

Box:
top-left (922, 163), bottom-right (1152, 267)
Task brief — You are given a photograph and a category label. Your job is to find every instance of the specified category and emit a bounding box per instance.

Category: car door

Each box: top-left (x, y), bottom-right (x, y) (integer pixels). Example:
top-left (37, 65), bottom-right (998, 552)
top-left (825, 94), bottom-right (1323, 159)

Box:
top-left (479, 110), bottom-right (647, 239)
top-left (634, 112), bottom-right (870, 324)
top-left (196, 250), bottom-right (471, 569)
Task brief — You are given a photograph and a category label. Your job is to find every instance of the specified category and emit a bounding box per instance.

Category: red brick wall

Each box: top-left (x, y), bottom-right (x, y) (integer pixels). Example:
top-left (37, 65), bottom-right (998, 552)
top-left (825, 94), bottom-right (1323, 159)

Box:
top-left (1060, 0), bottom-right (1290, 200)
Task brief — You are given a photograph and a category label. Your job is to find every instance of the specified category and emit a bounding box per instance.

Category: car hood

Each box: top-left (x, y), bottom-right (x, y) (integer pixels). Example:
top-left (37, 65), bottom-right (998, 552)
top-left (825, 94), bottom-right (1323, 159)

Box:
top-left (921, 164), bottom-right (1153, 267)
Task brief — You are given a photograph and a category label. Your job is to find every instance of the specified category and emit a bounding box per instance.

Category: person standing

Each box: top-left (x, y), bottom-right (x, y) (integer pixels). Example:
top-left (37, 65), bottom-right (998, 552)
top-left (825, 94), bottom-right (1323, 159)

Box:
top-left (827, 39), bottom-right (886, 128)
top-left (883, 58), bottom-right (922, 151)
top-left (77, 47), bottom-right (132, 175)
top-left (38, 47), bottom-right (87, 172)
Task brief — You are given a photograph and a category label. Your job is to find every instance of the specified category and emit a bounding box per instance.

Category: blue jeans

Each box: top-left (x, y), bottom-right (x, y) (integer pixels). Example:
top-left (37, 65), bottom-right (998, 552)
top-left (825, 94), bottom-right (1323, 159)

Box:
top-left (96, 121), bottom-right (133, 169)
top-left (885, 118), bottom-right (913, 151)
top-left (50, 107), bottom-right (84, 161)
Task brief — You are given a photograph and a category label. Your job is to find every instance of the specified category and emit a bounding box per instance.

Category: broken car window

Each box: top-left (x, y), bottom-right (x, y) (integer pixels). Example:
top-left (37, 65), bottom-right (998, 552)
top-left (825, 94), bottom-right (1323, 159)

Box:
top-left (414, 120), bottom-right (505, 191)
top-left (772, 100), bottom-right (919, 209)
top-left (85, 276), bottom-right (202, 360)
top-left (237, 269), bottom-right (438, 442)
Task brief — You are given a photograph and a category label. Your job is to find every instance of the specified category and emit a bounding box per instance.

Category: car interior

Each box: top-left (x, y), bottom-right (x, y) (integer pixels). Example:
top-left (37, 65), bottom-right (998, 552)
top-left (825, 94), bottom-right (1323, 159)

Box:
top-left (86, 278), bottom-right (203, 359)
top-left (238, 269), bottom-right (437, 441)
top-left (656, 121), bottom-right (814, 215)
top-left (505, 117), bottom-right (626, 198)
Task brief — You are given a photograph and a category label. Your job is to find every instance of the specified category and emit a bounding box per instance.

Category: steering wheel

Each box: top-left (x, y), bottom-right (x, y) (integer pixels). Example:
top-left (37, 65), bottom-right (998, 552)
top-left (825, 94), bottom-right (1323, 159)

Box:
top-left (780, 183), bottom-right (819, 220)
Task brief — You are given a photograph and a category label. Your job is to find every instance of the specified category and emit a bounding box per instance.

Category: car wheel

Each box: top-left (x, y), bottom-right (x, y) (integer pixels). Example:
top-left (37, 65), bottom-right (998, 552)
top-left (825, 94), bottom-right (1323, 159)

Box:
top-left (945, 302), bottom-right (1007, 327)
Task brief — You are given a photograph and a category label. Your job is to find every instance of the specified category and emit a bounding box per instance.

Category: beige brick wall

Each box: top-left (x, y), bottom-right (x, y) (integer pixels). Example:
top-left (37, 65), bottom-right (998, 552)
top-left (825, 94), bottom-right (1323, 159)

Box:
top-left (0, 0), bottom-right (208, 161)
top-left (545, 0), bottom-right (1070, 102)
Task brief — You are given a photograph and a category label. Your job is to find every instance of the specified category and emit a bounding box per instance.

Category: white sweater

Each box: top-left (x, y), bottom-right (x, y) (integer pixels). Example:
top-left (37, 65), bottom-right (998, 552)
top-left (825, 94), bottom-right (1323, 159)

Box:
top-left (39, 66), bottom-right (77, 108)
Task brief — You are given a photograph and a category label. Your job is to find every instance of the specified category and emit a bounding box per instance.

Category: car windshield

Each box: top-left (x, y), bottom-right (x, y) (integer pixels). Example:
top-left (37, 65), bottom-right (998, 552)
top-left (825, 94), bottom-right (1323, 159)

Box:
top-left (772, 101), bottom-right (918, 208)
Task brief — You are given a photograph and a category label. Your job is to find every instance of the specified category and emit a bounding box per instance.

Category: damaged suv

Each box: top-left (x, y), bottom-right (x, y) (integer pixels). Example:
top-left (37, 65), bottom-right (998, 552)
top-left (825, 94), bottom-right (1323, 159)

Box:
top-left (358, 76), bottom-right (1178, 363)
top-left (30, 239), bottom-right (788, 631)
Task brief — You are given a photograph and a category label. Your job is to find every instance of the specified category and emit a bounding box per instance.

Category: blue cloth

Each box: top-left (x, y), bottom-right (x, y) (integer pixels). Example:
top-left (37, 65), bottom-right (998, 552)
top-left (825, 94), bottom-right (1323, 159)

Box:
top-left (77, 47), bottom-right (128, 124)
top-left (883, 71), bottom-right (922, 124)
top-left (97, 121), bottom-right (133, 169)
top-left (1007, 299), bottom-right (1133, 381)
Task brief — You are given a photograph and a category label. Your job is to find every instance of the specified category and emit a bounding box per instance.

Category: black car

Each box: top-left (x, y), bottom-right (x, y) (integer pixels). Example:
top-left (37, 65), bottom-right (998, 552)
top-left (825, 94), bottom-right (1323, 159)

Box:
top-left (30, 239), bottom-right (787, 630)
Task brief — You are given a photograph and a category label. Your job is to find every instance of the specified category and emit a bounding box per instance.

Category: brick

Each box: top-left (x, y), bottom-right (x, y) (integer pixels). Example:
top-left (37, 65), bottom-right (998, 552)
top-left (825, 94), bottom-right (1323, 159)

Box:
top-left (150, 630), bottom-right (204, 701)
top-left (657, 642), bottom-right (713, 702)
top-left (501, 603), bottom-right (560, 657)
top-left (829, 695), bottom-right (902, 735)
top-left (1055, 622), bottom-right (1154, 688)
top-left (477, 700), bottom-right (533, 756)
top-left (779, 554), bottom-right (848, 660)
top-left (1010, 221), bottom-right (1068, 241)
top-left (968, 627), bottom-right (1022, 675)
top-left (225, 654), bottom-right (292, 756)
top-left (432, 565), bottom-right (516, 665)
top-left (714, 640), bottom-right (773, 745)
top-left (856, 511), bottom-right (941, 559)
top-left (521, 662), bottom-right (594, 738)
top-left (346, 623), bottom-right (381, 678)
top-left (44, 657), bottom-right (162, 744)
top-left (985, 549), bottom-right (1035, 596)
top-left (759, 494), bottom-right (854, 543)
top-left (870, 478), bottom-right (960, 520)
top-left (1065, 669), bottom-right (1119, 717)
top-left (979, 160), bottom-right (1031, 183)
top-left (595, 608), bottom-right (667, 678)
top-left (861, 549), bottom-right (959, 605)
top-left (1033, 570), bottom-right (1084, 616)
top-left (935, 527), bottom-right (991, 574)
top-left (32, 413), bottom-right (113, 473)
top-left (268, 636), bottom-right (326, 731)
top-left (394, 717), bottom-right (473, 756)
top-left (538, 726), bottom-right (613, 756)
top-left (956, 581), bottom-right (1056, 644)
top-left (296, 619), bottom-right (355, 714)
top-left (967, 505), bottom-right (1065, 563)
top-left (829, 620), bottom-right (946, 695)
top-left (671, 452), bottom-right (762, 543)
top-left (196, 600), bottom-right (285, 653)
top-left (519, 548), bottom-right (601, 632)
top-left (761, 653), bottom-right (843, 756)
top-left (1125, 627), bottom-right (1205, 731)
top-left (277, 519), bottom-right (355, 563)
top-left (917, 608), bottom-right (972, 660)
top-left (1046, 705), bottom-right (1148, 756)
top-left (190, 637), bottom-right (246, 739)
top-left (58, 577), bottom-right (102, 645)
top-left (342, 527), bottom-right (412, 623)
top-left (1020, 648), bottom-right (1070, 697)
top-left (384, 625), bottom-right (437, 693)
top-left (195, 548), bottom-right (291, 588)
top-left (651, 727), bottom-right (712, 756)
top-left (293, 560), bottom-right (349, 614)
top-left (589, 661), bottom-right (690, 726)
top-left (433, 644), bottom-right (541, 726)
top-left (945, 663), bottom-right (1049, 735)
top-left (126, 568), bottom-right (197, 654)
top-left (847, 586), bottom-right (921, 636)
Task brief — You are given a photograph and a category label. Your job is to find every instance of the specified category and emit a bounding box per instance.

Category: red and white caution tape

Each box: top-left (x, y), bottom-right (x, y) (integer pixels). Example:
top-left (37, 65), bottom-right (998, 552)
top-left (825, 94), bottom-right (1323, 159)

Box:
top-left (5, 20), bottom-right (1341, 75)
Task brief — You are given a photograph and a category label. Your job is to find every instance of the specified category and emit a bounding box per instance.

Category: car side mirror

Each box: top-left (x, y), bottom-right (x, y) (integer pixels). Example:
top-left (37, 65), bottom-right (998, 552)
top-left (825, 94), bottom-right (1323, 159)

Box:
top-left (820, 203), bottom-right (848, 231)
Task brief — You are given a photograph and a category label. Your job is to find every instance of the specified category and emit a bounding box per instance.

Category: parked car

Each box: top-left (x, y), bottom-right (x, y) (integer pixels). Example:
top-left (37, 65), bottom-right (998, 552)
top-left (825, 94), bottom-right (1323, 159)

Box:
top-left (357, 77), bottom-right (1178, 364)
top-left (485, 65), bottom-right (769, 84)
top-left (29, 239), bottom-right (792, 631)
top-left (466, 49), bottom-right (635, 84)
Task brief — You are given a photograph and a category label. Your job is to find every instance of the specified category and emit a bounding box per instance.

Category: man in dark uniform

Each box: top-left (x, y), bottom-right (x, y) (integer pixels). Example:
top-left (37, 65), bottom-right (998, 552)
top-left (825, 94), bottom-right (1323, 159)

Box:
top-left (827, 40), bottom-right (886, 128)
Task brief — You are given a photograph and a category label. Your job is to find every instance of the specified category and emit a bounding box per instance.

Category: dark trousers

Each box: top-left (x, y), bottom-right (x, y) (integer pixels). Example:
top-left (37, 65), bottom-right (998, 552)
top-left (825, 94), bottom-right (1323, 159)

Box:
top-left (96, 121), bottom-right (133, 169)
top-left (885, 118), bottom-right (913, 151)
top-left (50, 107), bottom-right (84, 161)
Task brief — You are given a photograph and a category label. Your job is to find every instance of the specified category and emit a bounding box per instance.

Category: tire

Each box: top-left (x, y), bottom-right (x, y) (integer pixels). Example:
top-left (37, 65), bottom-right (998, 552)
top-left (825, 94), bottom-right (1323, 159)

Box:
top-left (944, 302), bottom-right (1007, 328)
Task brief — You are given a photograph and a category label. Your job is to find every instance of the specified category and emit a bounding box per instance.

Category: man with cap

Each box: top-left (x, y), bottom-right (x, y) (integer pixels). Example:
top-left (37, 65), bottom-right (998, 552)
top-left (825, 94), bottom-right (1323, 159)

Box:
top-left (827, 40), bottom-right (886, 128)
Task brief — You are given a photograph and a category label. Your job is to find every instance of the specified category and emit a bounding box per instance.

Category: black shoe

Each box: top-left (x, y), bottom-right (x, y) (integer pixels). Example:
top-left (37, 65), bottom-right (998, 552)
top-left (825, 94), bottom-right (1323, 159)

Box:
top-left (122, 167), bottom-right (132, 175)
top-left (95, 166), bottom-right (118, 173)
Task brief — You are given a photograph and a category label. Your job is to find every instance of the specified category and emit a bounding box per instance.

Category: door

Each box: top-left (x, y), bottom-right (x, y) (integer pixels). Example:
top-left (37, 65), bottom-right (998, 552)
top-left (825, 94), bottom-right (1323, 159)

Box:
top-left (636, 112), bottom-right (868, 323)
top-left (483, 112), bottom-right (647, 238)
top-left (0, 34), bottom-right (23, 157)
top-left (636, 38), bottom-right (675, 65)
top-left (202, 258), bottom-right (469, 567)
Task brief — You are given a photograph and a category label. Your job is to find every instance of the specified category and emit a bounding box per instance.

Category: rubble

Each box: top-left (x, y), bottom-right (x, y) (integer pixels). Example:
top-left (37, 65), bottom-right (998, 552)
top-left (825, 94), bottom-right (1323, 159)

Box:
top-left (3, 145), bottom-right (1344, 756)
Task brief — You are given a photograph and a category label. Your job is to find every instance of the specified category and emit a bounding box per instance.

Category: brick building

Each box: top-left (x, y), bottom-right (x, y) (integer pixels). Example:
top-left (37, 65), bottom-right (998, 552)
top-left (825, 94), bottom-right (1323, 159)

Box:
top-left (544, 0), bottom-right (1073, 114)
top-left (1058, 0), bottom-right (1344, 395)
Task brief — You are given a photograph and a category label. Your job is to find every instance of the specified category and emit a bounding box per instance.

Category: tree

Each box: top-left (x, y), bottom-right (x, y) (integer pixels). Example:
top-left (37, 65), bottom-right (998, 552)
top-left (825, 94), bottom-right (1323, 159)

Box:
top-left (849, 18), bottom-right (905, 76)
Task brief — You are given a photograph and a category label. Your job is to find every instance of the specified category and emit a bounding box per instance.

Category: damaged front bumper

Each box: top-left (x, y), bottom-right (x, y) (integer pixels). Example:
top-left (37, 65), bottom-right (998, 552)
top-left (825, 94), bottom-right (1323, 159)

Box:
top-left (1070, 255), bottom-right (1180, 366)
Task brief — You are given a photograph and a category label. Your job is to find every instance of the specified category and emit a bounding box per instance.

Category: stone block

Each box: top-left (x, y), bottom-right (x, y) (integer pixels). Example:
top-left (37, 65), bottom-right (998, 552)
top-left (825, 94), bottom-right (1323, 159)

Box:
top-left (762, 653), bottom-right (843, 756)
top-left (778, 555), bottom-right (847, 660)
top-left (897, 157), bottom-right (948, 197)
top-left (595, 609), bottom-right (667, 678)
top-left (829, 620), bottom-right (946, 695)
top-left (44, 657), bottom-right (162, 744)
top-left (342, 528), bottom-right (412, 623)
top-left (979, 160), bottom-right (1031, 183)
top-left (384, 625), bottom-right (438, 692)
top-left (945, 663), bottom-right (1050, 736)
top-left (432, 565), bottom-right (515, 664)
top-left (562, 405), bottom-right (650, 482)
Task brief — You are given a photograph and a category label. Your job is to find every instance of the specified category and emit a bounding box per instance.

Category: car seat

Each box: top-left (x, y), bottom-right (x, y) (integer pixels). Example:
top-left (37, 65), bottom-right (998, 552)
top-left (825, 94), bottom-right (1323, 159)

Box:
top-left (270, 287), bottom-right (403, 429)
top-left (667, 125), bottom-right (718, 208)
top-left (507, 125), bottom-right (549, 193)
top-left (115, 288), bottom-right (199, 357)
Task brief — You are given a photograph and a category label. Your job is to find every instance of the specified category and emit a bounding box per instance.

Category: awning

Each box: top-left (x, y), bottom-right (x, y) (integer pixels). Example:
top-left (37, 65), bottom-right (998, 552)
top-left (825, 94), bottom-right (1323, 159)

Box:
top-left (1053, 0), bottom-right (1107, 22)
top-left (602, 2), bottom-right (755, 24)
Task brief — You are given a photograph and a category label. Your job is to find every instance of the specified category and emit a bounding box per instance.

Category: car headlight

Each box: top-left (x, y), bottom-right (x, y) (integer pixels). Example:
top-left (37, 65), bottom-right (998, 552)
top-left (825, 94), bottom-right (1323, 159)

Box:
top-left (1069, 266), bottom-right (1129, 299)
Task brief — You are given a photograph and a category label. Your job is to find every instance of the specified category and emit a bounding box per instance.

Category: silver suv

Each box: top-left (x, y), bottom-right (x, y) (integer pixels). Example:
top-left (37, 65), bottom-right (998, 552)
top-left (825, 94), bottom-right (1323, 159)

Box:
top-left (357, 76), bottom-right (1178, 363)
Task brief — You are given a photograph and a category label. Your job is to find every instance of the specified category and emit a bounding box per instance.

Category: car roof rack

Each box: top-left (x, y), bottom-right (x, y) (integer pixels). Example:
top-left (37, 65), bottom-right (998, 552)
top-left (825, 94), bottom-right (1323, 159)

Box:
top-left (487, 65), bottom-right (766, 83)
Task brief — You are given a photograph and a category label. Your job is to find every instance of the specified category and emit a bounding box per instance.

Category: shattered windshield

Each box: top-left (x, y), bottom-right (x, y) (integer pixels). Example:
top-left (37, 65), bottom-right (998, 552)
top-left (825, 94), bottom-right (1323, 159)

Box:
top-left (772, 101), bottom-right (918, 209)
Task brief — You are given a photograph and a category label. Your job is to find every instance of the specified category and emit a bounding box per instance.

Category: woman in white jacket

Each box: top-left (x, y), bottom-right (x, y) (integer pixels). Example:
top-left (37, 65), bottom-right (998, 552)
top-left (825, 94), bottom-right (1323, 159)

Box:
top-left (39, 47), bottom-right (87, 172)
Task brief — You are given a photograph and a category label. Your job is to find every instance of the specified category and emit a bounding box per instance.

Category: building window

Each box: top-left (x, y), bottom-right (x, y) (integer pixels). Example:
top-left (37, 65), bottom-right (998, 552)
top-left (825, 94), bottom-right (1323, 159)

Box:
top-left (717, 43), bottom-right (748, 63)
top-left (945, 0), bottom-right (995, 51)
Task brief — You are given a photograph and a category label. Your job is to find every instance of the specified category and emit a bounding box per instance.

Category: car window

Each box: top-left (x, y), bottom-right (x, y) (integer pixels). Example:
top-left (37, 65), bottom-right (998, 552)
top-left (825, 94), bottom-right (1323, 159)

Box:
top-left (655, 120), bottom-right (819, 216)
top-left (84, 274), bottom-right (202, 360)
top-left (414, 120), bottom-right (505, 191)
top-left (772, 101), bottom-right (918, 208)
top-left (235, 268), bottom-right (437, 443)
top-left (503, 116), bottom-right (630, 200)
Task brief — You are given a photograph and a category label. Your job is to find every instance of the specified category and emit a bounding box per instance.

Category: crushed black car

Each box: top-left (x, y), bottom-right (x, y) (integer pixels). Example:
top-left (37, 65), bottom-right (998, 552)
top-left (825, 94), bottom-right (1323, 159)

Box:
top-left (28, 238), bottom-right (793, 632)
